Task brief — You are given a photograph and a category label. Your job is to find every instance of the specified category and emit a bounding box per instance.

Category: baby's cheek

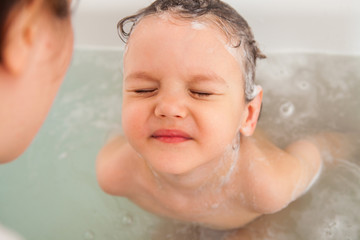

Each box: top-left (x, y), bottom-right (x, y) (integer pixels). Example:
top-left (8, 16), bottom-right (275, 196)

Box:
top-left (121, 105), bottom-right (143, 138)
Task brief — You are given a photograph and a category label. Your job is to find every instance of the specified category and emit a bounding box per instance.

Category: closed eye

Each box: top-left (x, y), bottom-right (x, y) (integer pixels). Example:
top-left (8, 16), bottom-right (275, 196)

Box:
top-left (134, 89), bottom-right (157, 94)
top-left (190, 90), bottom-right (213, 98)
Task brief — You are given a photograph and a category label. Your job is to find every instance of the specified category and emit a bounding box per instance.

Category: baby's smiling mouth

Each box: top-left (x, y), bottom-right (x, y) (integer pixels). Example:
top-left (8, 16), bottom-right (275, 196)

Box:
top-left (151, 129), bottom-right (193, 143)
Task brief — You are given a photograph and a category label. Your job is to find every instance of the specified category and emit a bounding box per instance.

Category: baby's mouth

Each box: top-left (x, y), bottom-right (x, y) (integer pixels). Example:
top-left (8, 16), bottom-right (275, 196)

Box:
top-left (151, 129), bottom-right (193, 143)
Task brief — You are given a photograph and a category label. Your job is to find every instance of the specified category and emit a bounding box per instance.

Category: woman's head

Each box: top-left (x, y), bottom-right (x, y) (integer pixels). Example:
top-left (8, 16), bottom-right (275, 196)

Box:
top-left (0, 0), bottom-right (72, 62)
top-left (0, 0), bottom-right (74, 163)
top-left (118, 0), bottom-right (265, 102)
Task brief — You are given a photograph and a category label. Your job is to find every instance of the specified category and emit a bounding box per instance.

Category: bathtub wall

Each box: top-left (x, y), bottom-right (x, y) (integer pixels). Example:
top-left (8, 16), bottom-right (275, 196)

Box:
top-left (73, 0), bottom-right (360, 54)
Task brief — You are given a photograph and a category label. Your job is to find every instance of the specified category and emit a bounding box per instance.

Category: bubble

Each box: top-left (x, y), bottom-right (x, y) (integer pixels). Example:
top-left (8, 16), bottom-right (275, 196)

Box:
top-left (279, 101), bottom-right (295, 118)
top-left (122, 213), bottom-right (134, 225)
top-left (316, 215), bottom-right (358, 240)
top-left (297, 80), bottom-right (310, 90)
top-left (83, 230), bottom-right (95, 240)
top-left (58, 152), bottom-right (68, 159)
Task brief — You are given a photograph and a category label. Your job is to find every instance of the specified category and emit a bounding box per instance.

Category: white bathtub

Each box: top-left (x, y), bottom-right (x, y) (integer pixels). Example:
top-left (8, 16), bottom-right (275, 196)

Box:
top-left (73, 0), bottom-right (360, 54)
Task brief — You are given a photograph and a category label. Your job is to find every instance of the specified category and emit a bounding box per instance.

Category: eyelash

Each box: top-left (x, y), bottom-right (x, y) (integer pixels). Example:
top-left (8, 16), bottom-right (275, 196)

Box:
top-left (131, 89), bottom-right (214, 98)
top-left (190, 90), bottom-right (213, 98)
top-left (134, 89), bottom-right (157, 94)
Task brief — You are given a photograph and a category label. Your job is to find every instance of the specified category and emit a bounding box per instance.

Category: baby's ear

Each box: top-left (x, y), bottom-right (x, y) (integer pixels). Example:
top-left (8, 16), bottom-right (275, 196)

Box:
top-left (1, 1), bottom-right (39, 76)
top-left (239, 87), bottom-right (263, 136)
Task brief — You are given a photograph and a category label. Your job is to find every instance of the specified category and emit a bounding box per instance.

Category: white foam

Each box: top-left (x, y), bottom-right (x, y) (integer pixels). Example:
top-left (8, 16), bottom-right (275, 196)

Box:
top-left (247, 85), bottom-right (262, 100)
top-left (225, 44), bottom-right (243, 65)
top-left (191, 21), bottom-right (207, 30)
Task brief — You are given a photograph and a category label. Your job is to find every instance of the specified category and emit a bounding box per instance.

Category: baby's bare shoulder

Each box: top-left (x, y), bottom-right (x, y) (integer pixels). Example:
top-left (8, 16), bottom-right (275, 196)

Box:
top-left (96, 136), bottom-right (141, 196)
top-left (240, 132), bottom-right (321, 214)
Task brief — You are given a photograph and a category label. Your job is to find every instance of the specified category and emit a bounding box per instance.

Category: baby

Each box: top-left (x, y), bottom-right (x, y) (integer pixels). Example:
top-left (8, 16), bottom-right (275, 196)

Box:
top-left (96, 0), bottom-right (322, 230)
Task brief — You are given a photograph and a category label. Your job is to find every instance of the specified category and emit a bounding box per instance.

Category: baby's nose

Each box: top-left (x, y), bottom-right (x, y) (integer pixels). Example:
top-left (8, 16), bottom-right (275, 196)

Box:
top-left (154, 94), bottom-right (187, 119)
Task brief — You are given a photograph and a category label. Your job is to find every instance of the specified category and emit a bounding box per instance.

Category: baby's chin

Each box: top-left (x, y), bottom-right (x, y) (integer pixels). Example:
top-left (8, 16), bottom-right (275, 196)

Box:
top-left (147, 159), bottom-right (200, 177)
top-left (141, 153), bottom-right (207, 177)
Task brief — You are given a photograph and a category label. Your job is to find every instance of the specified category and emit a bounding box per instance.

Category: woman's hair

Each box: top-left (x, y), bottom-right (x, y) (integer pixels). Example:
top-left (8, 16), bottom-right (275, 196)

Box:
top-left (0, 0), bottom-right (70, 62)
top-left (117, 0), bottom-right (266, 101)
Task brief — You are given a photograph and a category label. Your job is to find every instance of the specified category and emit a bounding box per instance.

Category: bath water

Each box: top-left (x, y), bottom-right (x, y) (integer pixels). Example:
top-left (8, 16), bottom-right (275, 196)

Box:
top-left (0, 49), bottom-right (359, 240)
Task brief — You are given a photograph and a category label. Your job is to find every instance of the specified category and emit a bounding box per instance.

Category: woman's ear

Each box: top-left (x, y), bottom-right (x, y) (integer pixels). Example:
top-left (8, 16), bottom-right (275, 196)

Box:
top-left (239, 86), bottom-right (263, 136)
top-left (1, 1), bottom-right (40, 76)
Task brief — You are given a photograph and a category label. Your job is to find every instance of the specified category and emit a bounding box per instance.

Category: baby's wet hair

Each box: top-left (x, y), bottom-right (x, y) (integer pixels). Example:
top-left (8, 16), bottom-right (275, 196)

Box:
top-left (118, 0), bottom-right (266, 101)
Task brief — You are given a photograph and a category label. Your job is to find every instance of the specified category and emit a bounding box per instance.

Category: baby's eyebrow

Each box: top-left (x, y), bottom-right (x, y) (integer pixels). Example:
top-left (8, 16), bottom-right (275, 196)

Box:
top-left (189, 72), bottom-right (228, 86)
top-left (125, 71), bottom-right (158, 82)
top-left (125, 71), bottom-right (228, 86)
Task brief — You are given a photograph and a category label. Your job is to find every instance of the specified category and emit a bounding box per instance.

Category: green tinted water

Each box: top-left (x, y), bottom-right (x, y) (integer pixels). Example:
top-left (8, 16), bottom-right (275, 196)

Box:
top-left (0, 49), bottom-right (359, 240)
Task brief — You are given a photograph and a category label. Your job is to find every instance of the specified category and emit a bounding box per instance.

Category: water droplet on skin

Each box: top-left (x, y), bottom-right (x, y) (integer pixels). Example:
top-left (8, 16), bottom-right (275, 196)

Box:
top-left (83, 230), bottom-right (95, 240)
top-left (280, 101), bottom-right (295, 117)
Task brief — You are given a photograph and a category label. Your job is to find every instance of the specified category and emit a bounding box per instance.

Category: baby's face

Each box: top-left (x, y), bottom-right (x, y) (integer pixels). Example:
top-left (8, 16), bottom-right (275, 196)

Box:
top-left (122, 15), bottom-right (247, 175)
